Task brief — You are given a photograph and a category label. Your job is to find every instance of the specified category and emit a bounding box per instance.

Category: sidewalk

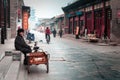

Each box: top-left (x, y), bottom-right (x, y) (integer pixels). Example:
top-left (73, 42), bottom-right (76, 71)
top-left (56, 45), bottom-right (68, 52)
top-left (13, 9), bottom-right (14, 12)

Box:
top-left (63, 34), bottom-right (120, 46)
top-left (0, 39), bottom-right (15, 61)
top-left (0, 38), bottom-right (21, 80)
top-left (62, 34), bottom-right (120, 55)
top-left (0, 35), bottom-right (119, 80)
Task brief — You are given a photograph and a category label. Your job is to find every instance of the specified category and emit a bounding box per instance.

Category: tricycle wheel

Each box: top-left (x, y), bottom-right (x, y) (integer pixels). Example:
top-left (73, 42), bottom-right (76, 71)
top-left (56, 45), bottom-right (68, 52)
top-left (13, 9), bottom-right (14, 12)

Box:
top-left (28, 69), bottom-right (30, 74)
top-left (46, 62), bottom-right (49, 73)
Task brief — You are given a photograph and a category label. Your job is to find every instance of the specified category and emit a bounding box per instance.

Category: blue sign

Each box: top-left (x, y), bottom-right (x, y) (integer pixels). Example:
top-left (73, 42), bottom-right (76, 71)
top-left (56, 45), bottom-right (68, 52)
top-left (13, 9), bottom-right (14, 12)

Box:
top-left (67, 14), bottom-right (71, 17)
top-left (76, 11), bottom-right (83, 16)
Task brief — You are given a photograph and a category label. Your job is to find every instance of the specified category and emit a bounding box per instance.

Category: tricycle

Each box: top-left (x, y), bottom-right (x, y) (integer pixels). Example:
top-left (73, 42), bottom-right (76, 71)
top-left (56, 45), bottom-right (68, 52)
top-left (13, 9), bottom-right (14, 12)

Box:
top-left (26, 42), bottom-right (50, 73)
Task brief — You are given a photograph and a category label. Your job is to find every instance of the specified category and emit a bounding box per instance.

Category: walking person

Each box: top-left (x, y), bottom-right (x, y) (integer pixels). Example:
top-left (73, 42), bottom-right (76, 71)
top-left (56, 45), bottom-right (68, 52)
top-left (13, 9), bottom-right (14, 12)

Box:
top-left (59, 29), bottom-right (63, 38)
top-left (52, 28), bottom-right (57, 38)
top-left (45, 27), bottom-right (51, 42)
top-left (14, 29), bottom-right (32, 65)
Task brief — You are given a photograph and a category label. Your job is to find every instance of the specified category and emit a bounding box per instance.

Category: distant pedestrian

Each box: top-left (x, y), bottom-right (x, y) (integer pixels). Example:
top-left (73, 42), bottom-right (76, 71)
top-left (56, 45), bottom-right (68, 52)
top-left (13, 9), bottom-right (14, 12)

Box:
top-left (59, 29), bottom-right (63, 38)
top-left (45, 27), bottom-right (51, 42)
top-left (52, 28), bottom-right (57, 38)
top-left (104, 32), bottom-right (107, 40)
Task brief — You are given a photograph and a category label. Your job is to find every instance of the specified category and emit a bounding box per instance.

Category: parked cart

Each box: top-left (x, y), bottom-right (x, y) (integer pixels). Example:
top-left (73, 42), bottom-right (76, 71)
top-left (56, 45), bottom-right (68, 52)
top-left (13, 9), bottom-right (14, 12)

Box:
top-left (26, 42), bottom-right (50, 73)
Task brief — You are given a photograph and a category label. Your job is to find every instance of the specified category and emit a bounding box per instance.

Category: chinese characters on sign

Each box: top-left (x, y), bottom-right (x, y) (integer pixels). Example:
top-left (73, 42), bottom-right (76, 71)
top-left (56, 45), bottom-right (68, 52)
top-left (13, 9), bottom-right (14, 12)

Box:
top-left (22, 12), bottom-right (28, 30)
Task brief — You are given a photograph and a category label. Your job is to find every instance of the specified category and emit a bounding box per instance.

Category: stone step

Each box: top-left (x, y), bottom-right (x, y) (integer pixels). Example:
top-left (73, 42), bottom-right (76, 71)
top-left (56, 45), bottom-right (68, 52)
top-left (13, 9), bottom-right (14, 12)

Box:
top-left (0, 53), bottom-right (4, 61)
top-left (17, 62), bottom-right (26, 80)
top-left (17, 55), bottom-right (27, 80)
top-left (4, 61), bottom-right (21, 80)
top-left (0, 56), bottom-right (12, 80)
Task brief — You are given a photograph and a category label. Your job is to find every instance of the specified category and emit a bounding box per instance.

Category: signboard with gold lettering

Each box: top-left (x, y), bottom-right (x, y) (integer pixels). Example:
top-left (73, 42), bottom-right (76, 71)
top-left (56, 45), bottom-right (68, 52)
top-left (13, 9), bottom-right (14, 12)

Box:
top-left (22, 12), bottom-right (28, 30)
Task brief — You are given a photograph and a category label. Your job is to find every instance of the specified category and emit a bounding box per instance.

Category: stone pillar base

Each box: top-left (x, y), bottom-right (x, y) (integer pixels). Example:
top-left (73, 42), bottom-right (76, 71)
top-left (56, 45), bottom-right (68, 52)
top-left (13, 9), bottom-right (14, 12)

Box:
top-left (5, 51), bottom-right (12, 56)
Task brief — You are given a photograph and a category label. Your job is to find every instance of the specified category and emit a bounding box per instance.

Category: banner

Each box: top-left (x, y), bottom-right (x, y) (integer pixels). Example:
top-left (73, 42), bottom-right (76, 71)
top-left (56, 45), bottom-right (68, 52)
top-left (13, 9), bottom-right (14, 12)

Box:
top-left (22, 12), bottom-right (28, 30)
top-left (75, 26), bottom-right (79, 35)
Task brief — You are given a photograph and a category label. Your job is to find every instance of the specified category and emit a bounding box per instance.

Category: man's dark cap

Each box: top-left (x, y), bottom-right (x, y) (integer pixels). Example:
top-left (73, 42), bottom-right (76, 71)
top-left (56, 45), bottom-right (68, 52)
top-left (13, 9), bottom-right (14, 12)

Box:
top-left (17, 29), bottom-right (24, 33)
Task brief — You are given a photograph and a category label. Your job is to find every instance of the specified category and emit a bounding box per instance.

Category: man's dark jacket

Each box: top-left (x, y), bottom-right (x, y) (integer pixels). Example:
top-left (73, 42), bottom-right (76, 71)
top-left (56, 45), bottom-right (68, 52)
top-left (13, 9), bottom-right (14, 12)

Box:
top-left (14, 35), bottom-right (32, 54)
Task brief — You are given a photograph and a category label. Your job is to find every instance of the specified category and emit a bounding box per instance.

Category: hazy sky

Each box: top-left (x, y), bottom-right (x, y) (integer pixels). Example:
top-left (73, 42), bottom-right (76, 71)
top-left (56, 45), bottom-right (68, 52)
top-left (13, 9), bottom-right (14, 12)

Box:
top-left (24, 0), bottom-right (75, 18)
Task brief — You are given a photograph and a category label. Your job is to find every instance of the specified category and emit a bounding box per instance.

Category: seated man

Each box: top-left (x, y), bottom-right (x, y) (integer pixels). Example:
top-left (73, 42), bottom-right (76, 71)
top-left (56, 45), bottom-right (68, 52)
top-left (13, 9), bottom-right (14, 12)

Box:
top-left (14, 29), bottom-right (32, 65)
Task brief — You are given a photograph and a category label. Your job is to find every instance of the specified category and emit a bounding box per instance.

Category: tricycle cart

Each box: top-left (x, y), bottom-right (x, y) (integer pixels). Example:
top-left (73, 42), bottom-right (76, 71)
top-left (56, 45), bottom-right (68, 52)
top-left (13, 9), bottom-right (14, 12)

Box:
top-left (26, 50), bottom-right (50, 73)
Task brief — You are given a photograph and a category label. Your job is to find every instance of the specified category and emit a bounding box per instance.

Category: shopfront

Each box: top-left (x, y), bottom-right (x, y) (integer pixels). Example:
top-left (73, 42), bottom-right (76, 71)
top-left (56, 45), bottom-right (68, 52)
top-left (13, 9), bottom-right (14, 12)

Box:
top-left (63, 0), bottom-right (111, 39)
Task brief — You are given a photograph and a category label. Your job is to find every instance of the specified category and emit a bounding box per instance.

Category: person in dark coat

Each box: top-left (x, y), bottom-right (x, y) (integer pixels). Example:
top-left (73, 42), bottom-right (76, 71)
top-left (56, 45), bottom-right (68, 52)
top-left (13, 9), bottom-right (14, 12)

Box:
top-left (14, 29), bottom-right (32, 65)
top-left (59, 29), bottom-right (63, 38)
top-left (52, 28), bottom-right (57, 37)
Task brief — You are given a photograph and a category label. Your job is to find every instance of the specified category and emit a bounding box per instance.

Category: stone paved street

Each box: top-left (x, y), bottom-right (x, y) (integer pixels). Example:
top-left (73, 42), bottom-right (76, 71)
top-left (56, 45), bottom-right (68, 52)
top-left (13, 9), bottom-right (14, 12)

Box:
top-left (17, 33), bottom-right (120, 80)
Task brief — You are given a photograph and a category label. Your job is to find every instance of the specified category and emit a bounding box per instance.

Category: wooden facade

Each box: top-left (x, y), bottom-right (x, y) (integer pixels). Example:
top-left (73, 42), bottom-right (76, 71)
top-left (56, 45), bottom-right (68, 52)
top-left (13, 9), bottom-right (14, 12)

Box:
top-left (63, 0), bottom-right (111, 39)
top-left (0, 0), bottom-right (24, 44)
top-left (53, 14), bottom-right (64, 33)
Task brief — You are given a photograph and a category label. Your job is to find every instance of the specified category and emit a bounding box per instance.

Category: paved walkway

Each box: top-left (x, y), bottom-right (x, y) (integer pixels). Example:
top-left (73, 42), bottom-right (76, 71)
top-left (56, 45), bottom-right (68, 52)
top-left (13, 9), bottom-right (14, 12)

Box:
top-left (0, 35), bottom-right (120, 80)
top-left (17, 34), bottom-right (120, 80)
top-left (0, 35), bottom-right (120, 60)
top-left (0, 39), bottom-right (15, 60)
top-left (62, 34), bottom-right (120, 52)
top-left (0, 38), bottom-right (21, 80)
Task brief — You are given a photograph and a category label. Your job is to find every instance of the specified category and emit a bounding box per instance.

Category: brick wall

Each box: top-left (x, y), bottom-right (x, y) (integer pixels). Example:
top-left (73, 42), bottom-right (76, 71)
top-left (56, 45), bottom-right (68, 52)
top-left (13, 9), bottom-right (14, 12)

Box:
top-left (10, 0), bottom-right (18, 38)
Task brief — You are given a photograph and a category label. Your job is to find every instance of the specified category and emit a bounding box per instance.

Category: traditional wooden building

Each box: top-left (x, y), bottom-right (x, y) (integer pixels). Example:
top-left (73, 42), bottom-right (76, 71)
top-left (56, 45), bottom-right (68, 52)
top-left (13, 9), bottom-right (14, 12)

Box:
top-left (0, 0), bottom-right (24, 44)
top-left (49, 14), bottom-right (65, 34)
top-left (55, 14), bottom-right (64, 33)
top-left (63, 0), bottom-right (120, 43)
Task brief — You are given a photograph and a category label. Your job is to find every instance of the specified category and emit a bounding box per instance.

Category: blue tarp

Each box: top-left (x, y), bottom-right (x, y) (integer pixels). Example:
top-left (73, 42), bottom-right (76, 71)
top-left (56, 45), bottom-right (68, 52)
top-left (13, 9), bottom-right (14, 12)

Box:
top-left (26, 33), bottom-right (35, 41)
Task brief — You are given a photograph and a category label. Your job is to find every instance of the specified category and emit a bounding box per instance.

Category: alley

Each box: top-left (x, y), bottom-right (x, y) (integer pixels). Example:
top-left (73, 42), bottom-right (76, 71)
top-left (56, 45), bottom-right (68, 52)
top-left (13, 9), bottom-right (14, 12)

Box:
top-left (18, 32), bottom-right (120, 80)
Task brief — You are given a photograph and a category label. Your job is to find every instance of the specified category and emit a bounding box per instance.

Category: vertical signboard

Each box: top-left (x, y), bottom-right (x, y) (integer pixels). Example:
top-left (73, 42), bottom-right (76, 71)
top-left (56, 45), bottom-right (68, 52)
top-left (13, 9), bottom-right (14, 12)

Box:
top-left (22, 12), bottom-right (28, 30)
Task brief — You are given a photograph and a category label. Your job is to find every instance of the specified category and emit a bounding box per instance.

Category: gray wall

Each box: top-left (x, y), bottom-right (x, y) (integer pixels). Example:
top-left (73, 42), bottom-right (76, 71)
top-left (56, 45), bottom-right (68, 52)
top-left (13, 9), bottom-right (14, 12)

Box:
top-left (111, 0), bottom-right (120, 43)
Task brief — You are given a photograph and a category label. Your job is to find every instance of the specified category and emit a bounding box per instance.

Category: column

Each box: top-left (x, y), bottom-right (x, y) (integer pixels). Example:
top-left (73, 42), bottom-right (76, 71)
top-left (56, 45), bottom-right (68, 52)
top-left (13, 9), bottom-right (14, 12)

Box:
top-left (102, 2), bottom-right (105, 37)
top-left (92, 6), bottom-right (94, 32)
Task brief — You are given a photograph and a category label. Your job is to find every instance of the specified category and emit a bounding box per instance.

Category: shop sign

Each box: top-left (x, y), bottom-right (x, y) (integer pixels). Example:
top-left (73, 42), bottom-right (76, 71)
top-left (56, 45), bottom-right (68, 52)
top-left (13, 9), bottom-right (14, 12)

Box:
top-left (75, 11), bottom-right (83, 16)
top-left (22, 12), bottom-right (28, 30)
top-left (67, 14), bottom-right (71, 17)
top-left (105, 1), bottom-right (110, 6)
top-left (85, 6), bottom-right (92, 12)
top-left (94, 3), bottom-right (103, 9)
